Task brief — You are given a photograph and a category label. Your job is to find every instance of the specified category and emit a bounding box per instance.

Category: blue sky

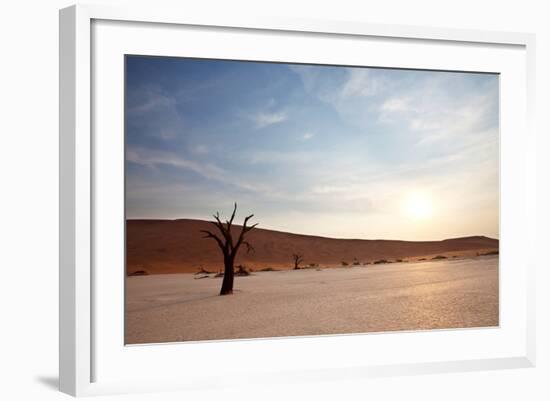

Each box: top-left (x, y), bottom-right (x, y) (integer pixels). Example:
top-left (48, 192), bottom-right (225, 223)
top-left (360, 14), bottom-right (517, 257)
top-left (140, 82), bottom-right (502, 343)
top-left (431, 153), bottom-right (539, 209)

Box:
top-left (125, 56), bottom-right (499, 241)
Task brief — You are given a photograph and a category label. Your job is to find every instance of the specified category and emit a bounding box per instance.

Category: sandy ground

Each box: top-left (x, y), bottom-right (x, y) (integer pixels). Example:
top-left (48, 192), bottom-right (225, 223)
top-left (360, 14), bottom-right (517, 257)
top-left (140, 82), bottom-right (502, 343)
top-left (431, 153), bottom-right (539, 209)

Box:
top-left (125, 256), bottom-right (499, 344)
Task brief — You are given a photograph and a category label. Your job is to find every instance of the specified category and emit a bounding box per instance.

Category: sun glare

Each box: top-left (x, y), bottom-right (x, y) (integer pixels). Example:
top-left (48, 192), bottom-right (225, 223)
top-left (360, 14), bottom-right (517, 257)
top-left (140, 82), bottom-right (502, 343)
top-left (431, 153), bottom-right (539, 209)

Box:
top-left (403, 191), bottom-right (434, 221)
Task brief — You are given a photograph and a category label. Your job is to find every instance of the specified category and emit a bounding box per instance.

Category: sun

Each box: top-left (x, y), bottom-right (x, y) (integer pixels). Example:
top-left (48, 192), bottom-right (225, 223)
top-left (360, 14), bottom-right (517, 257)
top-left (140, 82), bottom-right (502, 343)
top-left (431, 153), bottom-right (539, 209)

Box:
top-left (402, 191), bottom-right (434, 221)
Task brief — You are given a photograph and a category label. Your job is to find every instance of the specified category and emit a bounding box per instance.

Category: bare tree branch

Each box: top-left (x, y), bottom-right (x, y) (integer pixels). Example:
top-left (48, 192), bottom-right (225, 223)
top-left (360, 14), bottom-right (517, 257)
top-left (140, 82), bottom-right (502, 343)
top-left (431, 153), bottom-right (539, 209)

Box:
top-left (234, 215), bottom-right (258, 252)
top-left (200, 229), bottom-right (226, 253)
top-left (242, 240), bottom-right (255, 254)
top-left (226, 202), bottom-right (237, 231)
top-left (224, 203), bottom-right (238, 249)
top-left (243, 214), bottom-right (254, 229)
top-left (211, 212), bottom-right (225, 231)
top-left (210, 212), bottom-right (233, 249)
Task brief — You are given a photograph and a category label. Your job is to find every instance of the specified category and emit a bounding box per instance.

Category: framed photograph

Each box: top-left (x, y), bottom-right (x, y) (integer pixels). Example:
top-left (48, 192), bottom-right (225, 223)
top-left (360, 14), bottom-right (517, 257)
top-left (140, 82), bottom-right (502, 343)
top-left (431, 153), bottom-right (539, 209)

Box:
top-left (59, 4), bottom-right (536, 397)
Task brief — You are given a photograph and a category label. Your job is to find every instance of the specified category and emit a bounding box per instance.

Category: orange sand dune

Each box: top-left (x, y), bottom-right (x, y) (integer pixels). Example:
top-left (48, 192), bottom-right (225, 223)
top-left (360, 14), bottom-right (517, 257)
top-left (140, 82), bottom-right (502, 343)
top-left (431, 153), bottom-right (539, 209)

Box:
top-left (126, 219), bottom-right (498, 275)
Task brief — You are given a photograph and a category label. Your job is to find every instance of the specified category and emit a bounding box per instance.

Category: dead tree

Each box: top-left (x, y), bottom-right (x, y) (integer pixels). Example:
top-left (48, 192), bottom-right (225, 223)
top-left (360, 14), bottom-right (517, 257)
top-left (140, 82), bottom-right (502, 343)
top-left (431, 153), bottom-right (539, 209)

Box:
top-left (200, 203), bottom-right (258, 295)
top-left (292, 253), bottom-right (304, 270)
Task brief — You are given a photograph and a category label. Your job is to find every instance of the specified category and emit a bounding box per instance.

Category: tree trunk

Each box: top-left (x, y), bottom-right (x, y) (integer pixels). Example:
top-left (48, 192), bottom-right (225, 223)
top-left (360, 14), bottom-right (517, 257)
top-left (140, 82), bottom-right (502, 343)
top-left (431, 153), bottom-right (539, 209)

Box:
top-left (220, 255), bottom-right (234, 295)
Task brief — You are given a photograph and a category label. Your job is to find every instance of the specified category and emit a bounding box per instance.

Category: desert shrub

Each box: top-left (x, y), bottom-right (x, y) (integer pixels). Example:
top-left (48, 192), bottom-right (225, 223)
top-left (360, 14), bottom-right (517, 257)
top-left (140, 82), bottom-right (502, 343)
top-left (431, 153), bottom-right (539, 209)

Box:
top-left (432, 255), bottom-right (447, 260)
top-left (395, 259), bottom-right (403, 263)
top-left (481, 250), bottom-right (499, 256)
top-left (341, 261), bottom-right (349, 266)
top-left (373, 259), bottom-right (389, 264)
top-left (260, 267), bottom-right (278, 272)
top-left (418, 258), bottom-right (427, 261)
top-left (235, 265), bottom-right (250, 276)
top-left (194, 267), bottom-right (212, 275)
top-left (128, 270), bottom-right (148, 276)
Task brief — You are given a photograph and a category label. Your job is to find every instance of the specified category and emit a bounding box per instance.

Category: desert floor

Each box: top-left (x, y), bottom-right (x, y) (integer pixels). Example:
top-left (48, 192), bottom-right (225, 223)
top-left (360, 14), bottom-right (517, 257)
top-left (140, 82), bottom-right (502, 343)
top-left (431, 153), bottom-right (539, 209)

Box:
top-left (125, 256), bottom-right (498, 344)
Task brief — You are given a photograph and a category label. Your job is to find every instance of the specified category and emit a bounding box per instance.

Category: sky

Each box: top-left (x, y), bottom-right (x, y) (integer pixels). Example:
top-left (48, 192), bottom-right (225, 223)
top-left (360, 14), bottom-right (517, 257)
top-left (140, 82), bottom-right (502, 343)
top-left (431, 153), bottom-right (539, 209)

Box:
top-left (125, 56), bottom-right (499, 241)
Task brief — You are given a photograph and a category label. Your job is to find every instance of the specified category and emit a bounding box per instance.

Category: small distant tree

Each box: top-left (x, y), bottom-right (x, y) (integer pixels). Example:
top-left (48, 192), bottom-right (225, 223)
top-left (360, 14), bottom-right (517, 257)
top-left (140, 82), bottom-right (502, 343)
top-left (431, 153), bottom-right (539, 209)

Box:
top-left (200, 203), bottom-right (258, 295)
top-left (292, 253), bottom-right (304, 270)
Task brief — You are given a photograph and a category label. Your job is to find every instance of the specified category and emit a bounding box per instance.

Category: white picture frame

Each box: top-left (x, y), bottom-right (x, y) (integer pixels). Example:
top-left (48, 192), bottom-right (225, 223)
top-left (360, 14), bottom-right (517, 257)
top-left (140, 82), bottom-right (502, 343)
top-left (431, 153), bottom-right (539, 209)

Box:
top-left (59, 3), bottom-right (536, 397)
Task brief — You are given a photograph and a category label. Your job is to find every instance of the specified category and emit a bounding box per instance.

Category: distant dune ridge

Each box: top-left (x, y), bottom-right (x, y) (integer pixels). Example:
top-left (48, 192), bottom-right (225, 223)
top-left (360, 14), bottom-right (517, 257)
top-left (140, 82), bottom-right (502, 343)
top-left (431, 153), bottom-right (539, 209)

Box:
top-left (126, 219), bottom-right (499, 275)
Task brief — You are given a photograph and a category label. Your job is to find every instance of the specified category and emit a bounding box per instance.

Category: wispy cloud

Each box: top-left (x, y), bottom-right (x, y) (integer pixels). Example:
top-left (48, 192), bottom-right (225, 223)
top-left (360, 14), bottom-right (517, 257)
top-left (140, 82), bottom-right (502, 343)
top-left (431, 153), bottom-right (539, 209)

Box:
top-left (127, 86), bottom-right (176, 114)
top-left (340, 69), bottom-right (379, 98)
top-left (126, 85), bottom-right (184, 141)
top-left (381, 96), bottom-right (413, 113)
top-left (126, 147), bottom-right (225, 182)
top-left (291, 65), bottom-right (384, 103)
top-left (247, 150), bottom-right (315, 165)
top-left (374, 74), bottom-right (498, 150)
top-left (192, 145), bottom-right (209, 155)
top-left (252, 111), bottom-right (287, 128)
top-left (127, 147), bottom-right (278, 196)
top-left (301, 132), bottom-right (315, 141)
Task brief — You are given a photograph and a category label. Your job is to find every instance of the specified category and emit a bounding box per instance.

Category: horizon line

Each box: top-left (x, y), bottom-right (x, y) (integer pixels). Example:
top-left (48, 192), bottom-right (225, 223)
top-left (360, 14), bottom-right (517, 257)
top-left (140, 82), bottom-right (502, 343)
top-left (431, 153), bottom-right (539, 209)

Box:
top-left (126, 217), bottom-right (499, 243)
